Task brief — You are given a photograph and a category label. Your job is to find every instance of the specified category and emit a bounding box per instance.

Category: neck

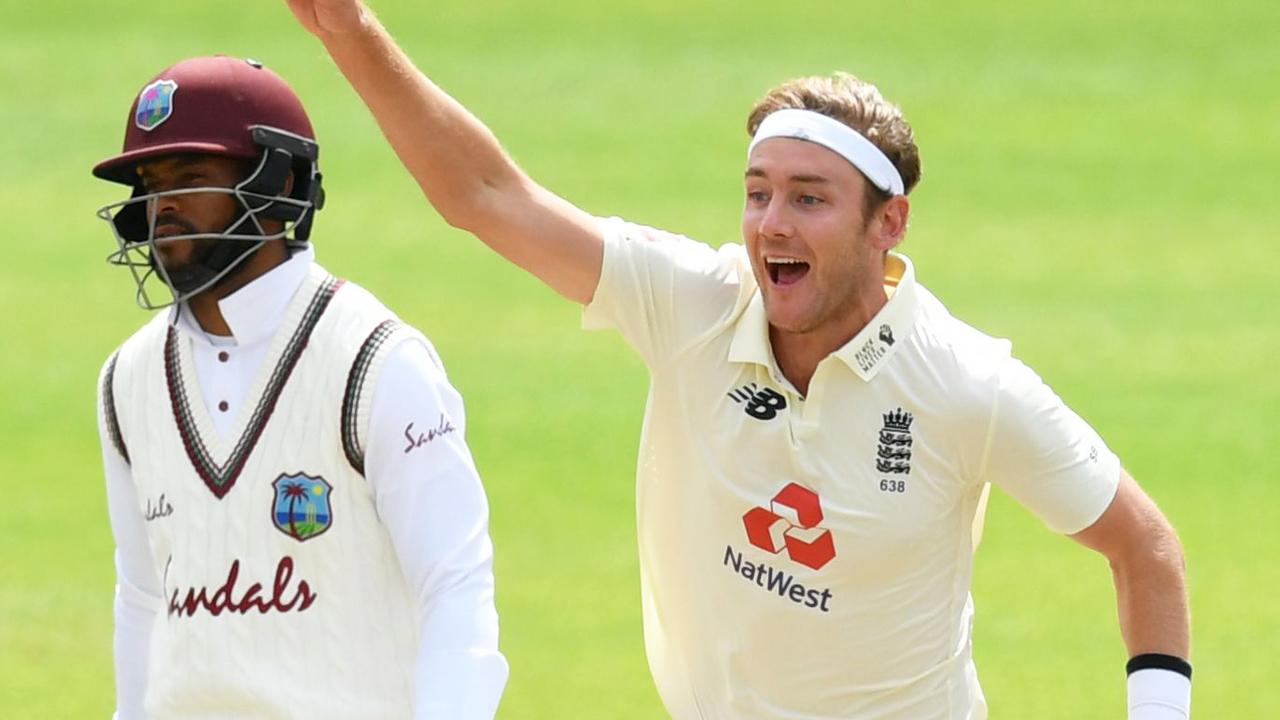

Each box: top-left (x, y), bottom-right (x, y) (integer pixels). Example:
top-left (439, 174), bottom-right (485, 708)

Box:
top-left (188, 240), bottom-right (289, 337)
top-left (770, 275), bottom-right (888, 397)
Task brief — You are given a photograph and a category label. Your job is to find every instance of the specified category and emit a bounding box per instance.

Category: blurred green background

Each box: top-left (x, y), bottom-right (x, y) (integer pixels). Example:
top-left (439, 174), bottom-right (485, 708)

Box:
top-left (1, 0), bottom-right (1276, 716)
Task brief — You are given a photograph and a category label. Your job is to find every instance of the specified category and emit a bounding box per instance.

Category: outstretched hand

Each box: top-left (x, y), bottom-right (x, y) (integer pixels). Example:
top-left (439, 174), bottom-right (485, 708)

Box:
top-left (284, 0), bottom-right (368, 37)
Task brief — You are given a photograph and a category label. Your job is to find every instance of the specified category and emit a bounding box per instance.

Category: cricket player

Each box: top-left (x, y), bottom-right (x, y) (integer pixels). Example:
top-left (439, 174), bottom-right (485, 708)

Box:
top-left (93, 54), bottom-right (507, 718)
top-left (285, 1), bottom-right (1192, 718)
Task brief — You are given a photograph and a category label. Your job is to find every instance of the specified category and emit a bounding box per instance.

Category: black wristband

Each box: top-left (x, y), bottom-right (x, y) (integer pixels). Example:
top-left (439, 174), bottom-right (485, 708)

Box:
top-left (1127, 653), bottom-right (1192, 679)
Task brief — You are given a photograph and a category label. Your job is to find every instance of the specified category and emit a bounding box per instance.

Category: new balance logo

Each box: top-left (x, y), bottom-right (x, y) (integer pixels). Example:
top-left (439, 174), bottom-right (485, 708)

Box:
top-left (741, 483), bottom-right (836, 570)
top-left (727, 382), bottom-right (788, 421)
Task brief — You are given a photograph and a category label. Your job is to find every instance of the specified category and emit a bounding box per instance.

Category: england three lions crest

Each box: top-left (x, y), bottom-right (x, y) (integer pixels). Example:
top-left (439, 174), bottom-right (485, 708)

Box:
top-left (876, 408), bottom-right (914, 475)
top-left (271, 473), bottom-right (333, 542)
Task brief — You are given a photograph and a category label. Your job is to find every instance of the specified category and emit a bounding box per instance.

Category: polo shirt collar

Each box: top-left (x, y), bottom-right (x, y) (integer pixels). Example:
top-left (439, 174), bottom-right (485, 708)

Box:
top-left (174, 245), bottom-right (315, 347)
top-left (727, 251), bottom-right (919, 382)
top-left (727, 284), bottom-right (774, 368)
top-left (831, 252), bottom-right (917, 380)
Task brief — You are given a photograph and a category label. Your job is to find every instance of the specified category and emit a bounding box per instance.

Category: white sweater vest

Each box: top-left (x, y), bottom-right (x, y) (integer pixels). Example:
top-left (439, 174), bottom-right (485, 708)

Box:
top-left (106, 266), bottom-right (427, 719)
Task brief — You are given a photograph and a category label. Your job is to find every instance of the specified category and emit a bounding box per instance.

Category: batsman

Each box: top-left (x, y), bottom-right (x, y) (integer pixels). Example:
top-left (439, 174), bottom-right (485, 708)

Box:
top-left (285, 1), bottom-right (1193, 718)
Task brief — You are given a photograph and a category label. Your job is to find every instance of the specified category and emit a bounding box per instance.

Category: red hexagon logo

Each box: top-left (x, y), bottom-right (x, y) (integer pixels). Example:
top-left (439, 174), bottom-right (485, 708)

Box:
top-left (742, 483), bottom-right (836, 570)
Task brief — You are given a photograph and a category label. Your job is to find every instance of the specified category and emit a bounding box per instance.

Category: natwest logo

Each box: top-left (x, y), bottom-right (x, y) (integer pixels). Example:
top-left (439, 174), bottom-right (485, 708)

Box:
top-left (742, 483), bottom-right (836, 570)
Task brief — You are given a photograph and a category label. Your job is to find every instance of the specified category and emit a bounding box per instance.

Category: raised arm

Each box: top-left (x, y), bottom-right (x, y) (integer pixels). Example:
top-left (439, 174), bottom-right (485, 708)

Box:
top-left (285, 0), bottom-right (604, 303)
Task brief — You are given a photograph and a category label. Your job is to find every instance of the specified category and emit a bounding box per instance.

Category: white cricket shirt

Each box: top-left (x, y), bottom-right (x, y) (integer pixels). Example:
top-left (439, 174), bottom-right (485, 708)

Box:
top-left (583, 218), bottom-right (1121, 720)
top-left (97, 247), bottom-right (507, 719)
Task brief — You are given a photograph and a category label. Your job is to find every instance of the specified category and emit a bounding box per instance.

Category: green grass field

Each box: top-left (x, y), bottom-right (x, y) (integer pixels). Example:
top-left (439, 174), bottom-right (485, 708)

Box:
top-left (2, 0), bottom-right (1277, 716)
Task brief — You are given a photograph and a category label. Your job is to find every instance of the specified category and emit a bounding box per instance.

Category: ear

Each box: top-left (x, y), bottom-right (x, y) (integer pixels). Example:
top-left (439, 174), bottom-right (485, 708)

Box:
top-left (283, 169), bottom-right (295, 198)
top-left (871, 195), bottom-right (910, 252)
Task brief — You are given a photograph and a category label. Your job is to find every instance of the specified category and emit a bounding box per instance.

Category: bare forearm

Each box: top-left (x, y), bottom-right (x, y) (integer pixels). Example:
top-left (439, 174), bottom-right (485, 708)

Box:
top-left (302, 2), bottom-right (604, 303)
top-left (314, 9), bottom-right (523, 231)
top-left (1112, 535), bottom-right (1190, 659)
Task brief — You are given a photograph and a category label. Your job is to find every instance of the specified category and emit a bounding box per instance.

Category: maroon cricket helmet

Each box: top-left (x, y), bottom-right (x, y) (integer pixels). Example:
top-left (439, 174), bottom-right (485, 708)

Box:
top-left (94, 55), bottom-right (326, 310)
top-left (93, 55), bottom-right (317, 184)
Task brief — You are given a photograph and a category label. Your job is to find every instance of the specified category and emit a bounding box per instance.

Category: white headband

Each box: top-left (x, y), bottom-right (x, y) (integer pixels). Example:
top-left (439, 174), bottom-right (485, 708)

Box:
top-left (748, 108), bottom-right (905, 196)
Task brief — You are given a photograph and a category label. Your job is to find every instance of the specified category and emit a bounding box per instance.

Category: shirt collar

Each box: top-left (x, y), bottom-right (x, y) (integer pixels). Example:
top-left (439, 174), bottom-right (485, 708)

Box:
top-left (728, 251), bottom-right (919, 382)
top-left (174, 245), bottom-right (315, 347)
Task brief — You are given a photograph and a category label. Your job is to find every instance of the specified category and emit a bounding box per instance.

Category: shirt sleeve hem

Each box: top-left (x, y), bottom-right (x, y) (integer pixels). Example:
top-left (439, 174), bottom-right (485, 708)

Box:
top-left (1051, 453), bottom-right (1123, 536)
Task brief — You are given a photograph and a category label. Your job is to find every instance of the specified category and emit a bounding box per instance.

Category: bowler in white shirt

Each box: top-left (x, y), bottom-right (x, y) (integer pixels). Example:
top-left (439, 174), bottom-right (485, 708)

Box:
top-left (287, 1), bottom-right (1192, 717)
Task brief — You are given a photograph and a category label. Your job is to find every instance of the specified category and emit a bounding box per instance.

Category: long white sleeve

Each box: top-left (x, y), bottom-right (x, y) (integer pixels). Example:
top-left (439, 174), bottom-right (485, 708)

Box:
top-left (100, 252), bottom-right (506, 717)
top-left (364, 339), bottom-right (509, 719)
top-left (98, 363), bottom-right (163, 720)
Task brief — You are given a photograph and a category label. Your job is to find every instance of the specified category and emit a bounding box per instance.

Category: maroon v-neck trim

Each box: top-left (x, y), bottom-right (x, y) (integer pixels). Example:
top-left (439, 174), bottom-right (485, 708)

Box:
top-left (165, 275), bottom-right (344, 499)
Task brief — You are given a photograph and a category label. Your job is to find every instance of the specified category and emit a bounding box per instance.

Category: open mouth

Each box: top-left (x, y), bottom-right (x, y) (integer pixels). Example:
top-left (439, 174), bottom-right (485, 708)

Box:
top-left (766, 257), bottom-right (810, 287)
